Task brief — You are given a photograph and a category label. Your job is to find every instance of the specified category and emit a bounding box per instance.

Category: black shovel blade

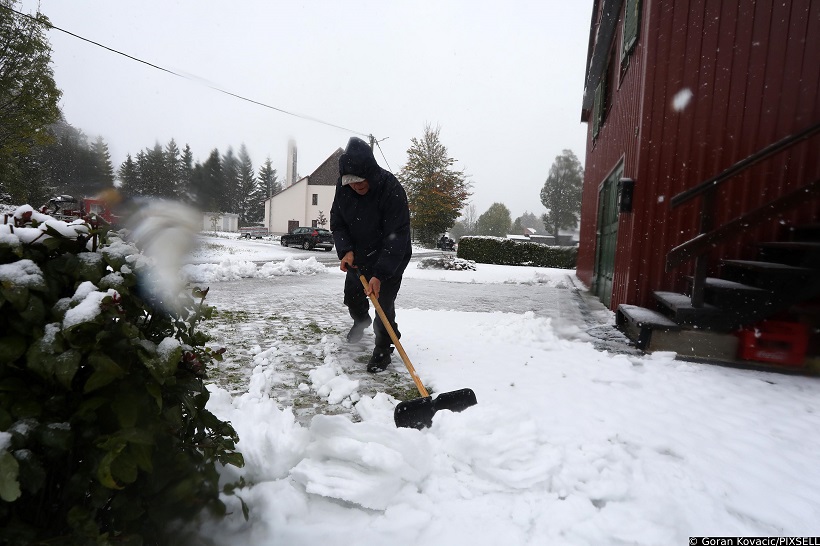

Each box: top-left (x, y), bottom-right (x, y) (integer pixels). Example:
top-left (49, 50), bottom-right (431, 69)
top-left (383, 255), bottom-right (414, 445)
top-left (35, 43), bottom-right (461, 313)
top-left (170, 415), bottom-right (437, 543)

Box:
top-left (394, 388), bottom-right (478, 429)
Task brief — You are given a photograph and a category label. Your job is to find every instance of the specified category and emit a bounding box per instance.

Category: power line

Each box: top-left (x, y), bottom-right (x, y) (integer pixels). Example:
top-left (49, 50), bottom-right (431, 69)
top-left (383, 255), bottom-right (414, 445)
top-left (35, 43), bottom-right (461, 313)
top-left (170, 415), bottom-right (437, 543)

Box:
top-left (5, 5), bottom-right (373, 139)
top-left (373, 136), bottom-right (393, 172)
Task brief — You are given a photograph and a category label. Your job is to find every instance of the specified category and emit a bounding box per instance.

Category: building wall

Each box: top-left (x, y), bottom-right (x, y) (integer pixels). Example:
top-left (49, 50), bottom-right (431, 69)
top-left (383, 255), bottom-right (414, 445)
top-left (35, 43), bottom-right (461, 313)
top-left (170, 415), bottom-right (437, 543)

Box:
top-left (579, 0), bottom-right (820, 310)
top-left (577, 0), bottom-right (646, 298)
top-left (265, 179), bottom-right (335, 234)
top-left (202, 212), bottom-right (239, 232)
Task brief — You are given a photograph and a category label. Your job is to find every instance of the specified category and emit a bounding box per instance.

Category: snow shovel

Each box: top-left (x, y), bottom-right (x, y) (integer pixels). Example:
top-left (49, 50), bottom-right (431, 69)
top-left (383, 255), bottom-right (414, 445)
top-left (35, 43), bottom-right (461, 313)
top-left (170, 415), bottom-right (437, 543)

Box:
top-left (356, 271), bottom-right (477, 429)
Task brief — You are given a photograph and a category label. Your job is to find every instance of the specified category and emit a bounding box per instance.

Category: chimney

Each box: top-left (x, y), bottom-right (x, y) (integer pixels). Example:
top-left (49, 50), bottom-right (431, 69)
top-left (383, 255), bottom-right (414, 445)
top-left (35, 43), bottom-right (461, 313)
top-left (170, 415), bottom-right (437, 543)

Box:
top-left (286, 139), bottom-right (297, 187)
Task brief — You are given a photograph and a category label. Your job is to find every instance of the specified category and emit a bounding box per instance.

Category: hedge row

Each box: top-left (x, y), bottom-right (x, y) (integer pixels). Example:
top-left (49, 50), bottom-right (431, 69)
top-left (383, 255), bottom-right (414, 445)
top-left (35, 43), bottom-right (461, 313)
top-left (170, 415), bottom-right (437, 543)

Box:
top-left (456, 236), bottom-right (577, 268)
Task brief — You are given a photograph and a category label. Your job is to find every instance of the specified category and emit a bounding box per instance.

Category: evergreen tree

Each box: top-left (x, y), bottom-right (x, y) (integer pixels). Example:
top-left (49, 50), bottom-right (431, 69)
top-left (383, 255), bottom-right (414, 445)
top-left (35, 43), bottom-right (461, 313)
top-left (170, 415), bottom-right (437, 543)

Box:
top-left (540, 149), bottom-right (584, 238)
top-left (0, 0), bottom-right (61, 202)
top-left (398, 124), bottom-right (471, 247)
top-left (39, 119), bottom-right (97, 198)
top-left (164, 138), bottom-right (183, 198)
top-left (138, 143), bottom-right (167, 197)
top-left (90, 135), bottom-right (115, 191)
top-left (190, 149), bottom-right (222, 211)
top-left (118, 154), bottom-right (138, 195)
top-left (221, 147), bottom-right (239, 213)
top-left (476, 202), bottom-right (511, 236)
top-left (180, 144), bottom-right (194, 202)
top-left (131, 150), bottom-right (149, 196)
top-left (258, 157), bottom-right (280, 197)
top-left (236, 144), bottom-right (260, 226)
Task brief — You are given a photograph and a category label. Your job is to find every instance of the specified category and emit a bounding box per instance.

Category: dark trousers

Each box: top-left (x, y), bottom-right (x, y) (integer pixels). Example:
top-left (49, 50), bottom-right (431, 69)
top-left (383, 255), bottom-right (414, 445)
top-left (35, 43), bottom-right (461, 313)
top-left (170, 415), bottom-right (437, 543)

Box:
top-left (344, 269), bottom-right (402, 349)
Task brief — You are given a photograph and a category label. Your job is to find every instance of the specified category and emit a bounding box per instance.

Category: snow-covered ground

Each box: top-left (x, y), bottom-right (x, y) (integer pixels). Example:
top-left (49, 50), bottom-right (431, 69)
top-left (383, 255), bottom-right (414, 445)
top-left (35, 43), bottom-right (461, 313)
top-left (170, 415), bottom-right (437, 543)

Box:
top-left (184, 233), bottom-right (820, 544)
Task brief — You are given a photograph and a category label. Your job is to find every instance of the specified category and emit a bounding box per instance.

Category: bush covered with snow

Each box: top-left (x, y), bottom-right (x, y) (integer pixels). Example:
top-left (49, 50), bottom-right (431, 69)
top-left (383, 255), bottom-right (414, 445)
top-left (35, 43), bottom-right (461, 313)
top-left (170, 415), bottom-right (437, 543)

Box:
top-left (416, 255), bottom-right (477, 271)
top-left (457, 235), bottom-right (577, 268)
top-left (0, 206), bottom-right (244, 544)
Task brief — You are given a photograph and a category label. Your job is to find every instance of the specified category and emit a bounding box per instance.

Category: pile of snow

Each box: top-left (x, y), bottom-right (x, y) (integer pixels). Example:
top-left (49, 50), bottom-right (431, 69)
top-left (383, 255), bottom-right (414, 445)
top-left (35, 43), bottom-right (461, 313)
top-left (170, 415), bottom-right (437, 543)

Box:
top-left (181, 257), bottom-right (328, 283)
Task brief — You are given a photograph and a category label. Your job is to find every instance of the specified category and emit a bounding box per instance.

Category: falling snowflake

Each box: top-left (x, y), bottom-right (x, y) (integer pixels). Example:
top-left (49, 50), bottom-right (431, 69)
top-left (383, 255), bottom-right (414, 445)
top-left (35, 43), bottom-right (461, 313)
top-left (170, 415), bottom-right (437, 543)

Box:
top-left (672, 88), bottom-right (694, 111)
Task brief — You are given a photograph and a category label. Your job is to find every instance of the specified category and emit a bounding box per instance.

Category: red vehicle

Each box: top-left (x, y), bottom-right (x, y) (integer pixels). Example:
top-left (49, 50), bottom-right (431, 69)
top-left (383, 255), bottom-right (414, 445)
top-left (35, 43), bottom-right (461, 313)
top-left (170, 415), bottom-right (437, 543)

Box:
top-left (41, 194), bottom-right (120, 226)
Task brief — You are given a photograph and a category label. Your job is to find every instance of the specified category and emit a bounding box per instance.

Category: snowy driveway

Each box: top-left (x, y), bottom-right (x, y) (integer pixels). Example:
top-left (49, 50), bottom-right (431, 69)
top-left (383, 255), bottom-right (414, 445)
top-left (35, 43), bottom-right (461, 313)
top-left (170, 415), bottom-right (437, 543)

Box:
top-left (185, 242), bottom-right (820, 544)
top-left (199, 268), bottom-right (635, 426)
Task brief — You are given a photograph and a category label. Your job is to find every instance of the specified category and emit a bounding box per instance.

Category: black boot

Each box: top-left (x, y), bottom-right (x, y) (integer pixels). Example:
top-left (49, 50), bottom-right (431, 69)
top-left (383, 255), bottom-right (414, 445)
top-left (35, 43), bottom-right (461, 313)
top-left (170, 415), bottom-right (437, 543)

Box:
top-left (367, 346), bottom-right (393, 373)
top-left (346, 316), bottom-right (372, 343)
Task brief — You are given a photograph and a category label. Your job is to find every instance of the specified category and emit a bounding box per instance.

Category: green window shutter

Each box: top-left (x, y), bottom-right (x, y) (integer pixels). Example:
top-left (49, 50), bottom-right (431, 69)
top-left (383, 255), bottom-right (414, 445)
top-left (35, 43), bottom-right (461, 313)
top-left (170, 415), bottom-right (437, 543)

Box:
top-left (622, 0), bottom-right (641, 59)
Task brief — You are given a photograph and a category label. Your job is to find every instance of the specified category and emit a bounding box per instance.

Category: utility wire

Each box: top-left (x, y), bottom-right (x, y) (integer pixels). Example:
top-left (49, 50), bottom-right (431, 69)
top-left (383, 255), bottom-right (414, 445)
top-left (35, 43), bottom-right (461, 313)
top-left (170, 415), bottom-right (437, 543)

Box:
top-left (373, 137), bottom-right (393, 172)
top-left (6, 5), bottom-right (373, 139)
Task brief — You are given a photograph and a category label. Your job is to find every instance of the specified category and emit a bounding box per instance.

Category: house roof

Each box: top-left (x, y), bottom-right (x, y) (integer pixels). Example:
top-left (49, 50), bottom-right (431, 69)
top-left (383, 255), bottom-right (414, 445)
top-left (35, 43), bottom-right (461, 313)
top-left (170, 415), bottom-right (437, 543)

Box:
top-left (581, 0), bottom-right (624, 120)
top-left (267, 148), bottom-right (343, 200)
top-left (307, 148), bottom-right (343, 186)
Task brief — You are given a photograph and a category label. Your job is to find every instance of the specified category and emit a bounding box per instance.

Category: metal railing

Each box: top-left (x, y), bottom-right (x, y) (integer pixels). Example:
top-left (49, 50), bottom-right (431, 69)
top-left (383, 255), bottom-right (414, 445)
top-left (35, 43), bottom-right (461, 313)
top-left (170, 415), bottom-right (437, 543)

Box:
top-left (666, 121), bottom-right (820, 307)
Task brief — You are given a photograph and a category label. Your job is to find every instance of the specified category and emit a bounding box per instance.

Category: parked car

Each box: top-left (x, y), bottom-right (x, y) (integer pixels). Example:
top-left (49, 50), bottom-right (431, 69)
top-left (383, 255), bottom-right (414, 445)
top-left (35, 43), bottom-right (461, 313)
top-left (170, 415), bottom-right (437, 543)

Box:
top-left (280, 227), bottom-right (334, 251)
top-left (436, 236), bottom-right (456, 251)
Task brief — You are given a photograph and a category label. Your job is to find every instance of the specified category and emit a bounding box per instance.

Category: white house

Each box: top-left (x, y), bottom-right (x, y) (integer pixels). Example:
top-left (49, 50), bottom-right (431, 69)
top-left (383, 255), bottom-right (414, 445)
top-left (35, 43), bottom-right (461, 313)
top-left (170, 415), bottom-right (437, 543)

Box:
top-left (264, 148), bottom-right (341, 235)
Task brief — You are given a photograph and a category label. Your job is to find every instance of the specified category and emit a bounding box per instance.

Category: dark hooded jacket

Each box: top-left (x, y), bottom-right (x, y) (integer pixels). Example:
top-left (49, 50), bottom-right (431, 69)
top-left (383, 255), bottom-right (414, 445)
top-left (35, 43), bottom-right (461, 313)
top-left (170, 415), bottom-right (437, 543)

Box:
top-left (330, 137), bottom-right (412, 280)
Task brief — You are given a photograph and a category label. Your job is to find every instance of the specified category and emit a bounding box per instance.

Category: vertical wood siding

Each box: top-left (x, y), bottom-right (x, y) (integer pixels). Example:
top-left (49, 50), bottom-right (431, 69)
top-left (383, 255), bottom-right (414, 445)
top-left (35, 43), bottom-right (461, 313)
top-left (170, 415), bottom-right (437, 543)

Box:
top-left (578, 0), bottom-right (820, 310)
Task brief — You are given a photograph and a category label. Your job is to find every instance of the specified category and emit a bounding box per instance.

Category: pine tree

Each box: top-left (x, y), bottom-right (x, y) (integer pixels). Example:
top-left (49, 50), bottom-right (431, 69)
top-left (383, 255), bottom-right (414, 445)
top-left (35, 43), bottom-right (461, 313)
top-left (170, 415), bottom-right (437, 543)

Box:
top-left (164, 138), bottom-right (183, 198)
top-left (258, 157), bottom-right (280, 198)
top-left (221, 147), bottom-right (239, 213)
top-left (398, 124), bottom-right (471, 247)
top-left (190, 149), bottom-right (222, 211)
top-left (476, 202), bottom-right (511, 236)
top-left (180, 144), bottom-right (194, 202)
top-left (118, 154), bottom-right (138, 195)
top-left (236, 144), bottom-right (260, 226)
top-left (540, 149), bottom-right (583, 238)
top-left (39, 119), bottom-right (97, 198)
top-left (90, 136), bottom-right (115, 191)
top-left (138, 143), bottom-right (166, 198)
top-left (131, 150), bottom-right (148, 196)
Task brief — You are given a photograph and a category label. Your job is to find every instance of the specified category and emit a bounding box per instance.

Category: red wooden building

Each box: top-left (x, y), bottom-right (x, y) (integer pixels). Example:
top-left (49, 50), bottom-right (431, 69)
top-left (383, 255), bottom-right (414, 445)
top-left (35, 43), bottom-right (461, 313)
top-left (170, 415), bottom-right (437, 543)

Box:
top-left (577, 0), bottom-right (820, 367)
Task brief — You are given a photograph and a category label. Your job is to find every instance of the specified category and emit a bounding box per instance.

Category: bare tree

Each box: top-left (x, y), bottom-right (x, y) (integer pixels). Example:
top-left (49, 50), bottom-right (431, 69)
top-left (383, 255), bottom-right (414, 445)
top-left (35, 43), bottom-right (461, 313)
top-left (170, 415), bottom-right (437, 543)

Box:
top-left (461, 203), bottom-right (478, 235)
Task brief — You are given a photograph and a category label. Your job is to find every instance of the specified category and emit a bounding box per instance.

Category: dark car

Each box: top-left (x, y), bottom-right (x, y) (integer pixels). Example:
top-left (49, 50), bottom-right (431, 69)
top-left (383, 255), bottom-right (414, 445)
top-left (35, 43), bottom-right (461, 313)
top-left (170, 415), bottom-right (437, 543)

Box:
top-left (280, 227), bottom-right (334, 251)
top-left (436, 236), bottom-right (456, 251)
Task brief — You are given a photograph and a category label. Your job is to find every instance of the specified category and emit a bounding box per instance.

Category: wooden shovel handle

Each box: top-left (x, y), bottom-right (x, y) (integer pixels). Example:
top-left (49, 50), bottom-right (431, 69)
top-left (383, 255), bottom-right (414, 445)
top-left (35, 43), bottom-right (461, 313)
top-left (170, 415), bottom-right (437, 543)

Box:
top-left (358, 273), bottom-right (429, 397)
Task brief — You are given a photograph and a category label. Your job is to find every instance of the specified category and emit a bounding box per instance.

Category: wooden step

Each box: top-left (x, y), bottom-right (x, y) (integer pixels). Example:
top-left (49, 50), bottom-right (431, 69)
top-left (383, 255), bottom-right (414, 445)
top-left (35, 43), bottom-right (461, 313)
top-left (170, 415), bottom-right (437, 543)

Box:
top-left (788, 224), bottom-right (820, 242)
top-left (616, 304), bottom-right (680, 350)
top-left (653, 291), bottom-right (734, 329)
top-left (616, 304), bottom-right (740, 359)
top-left (757, 241), bottom-right (820, 269)
top-left (720, 259), bottom-right (816, 290)
top-left (685, 276), bottom-right (773, 312)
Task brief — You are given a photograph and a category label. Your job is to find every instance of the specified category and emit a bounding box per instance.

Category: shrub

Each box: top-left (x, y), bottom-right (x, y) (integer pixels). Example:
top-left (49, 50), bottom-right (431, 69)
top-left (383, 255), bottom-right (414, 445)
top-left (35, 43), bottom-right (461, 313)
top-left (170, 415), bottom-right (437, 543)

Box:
top-left (416, 256), bottom-right (476, 271)
top-left (0, 206), bottom-right (244, 545)
top-left (456, 236), bottom-right (577, 269)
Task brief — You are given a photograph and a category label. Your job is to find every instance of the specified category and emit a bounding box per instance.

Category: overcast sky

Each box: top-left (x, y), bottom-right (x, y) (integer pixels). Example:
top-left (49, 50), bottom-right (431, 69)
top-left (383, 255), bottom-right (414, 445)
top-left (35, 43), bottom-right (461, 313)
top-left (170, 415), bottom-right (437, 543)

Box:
top-left (18, 0), bottom-right (591, 220)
